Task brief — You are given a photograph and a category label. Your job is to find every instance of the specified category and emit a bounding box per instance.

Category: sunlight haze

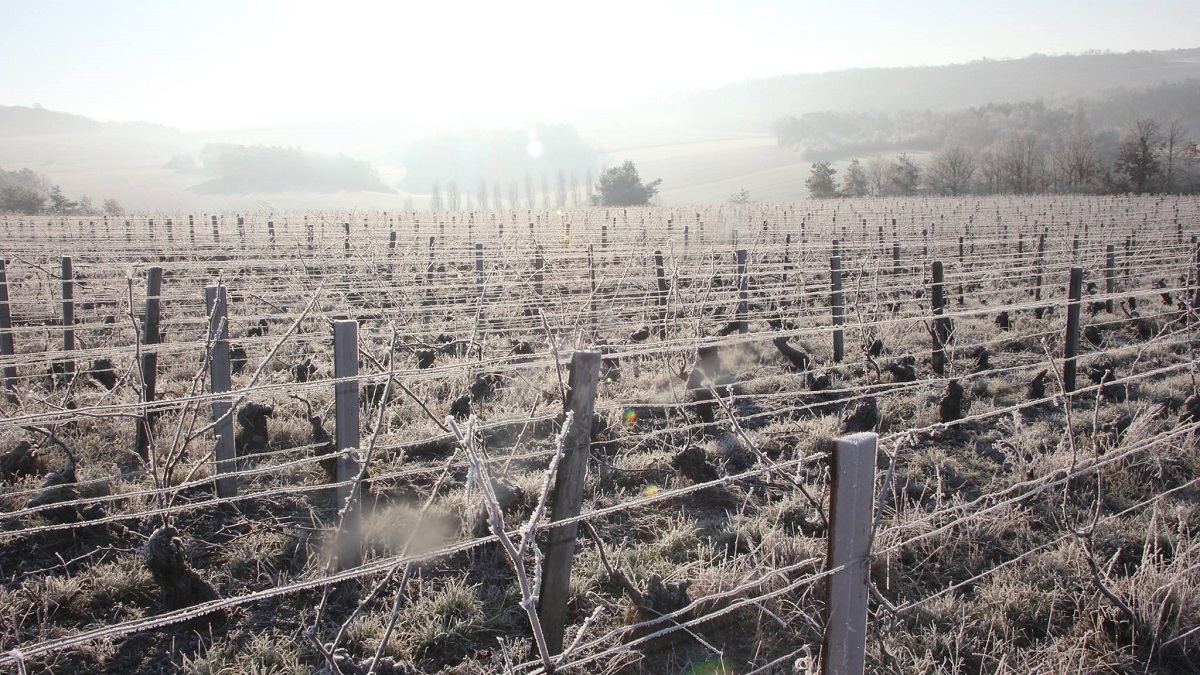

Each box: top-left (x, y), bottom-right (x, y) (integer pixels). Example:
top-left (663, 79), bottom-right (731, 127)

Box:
top-left (3, 0), bottom-right (1198, 131)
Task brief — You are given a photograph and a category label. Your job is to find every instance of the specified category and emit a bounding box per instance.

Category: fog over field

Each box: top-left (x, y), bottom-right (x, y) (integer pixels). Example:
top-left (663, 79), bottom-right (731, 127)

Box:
top-left (2, 1), bottom-right (1199, 211)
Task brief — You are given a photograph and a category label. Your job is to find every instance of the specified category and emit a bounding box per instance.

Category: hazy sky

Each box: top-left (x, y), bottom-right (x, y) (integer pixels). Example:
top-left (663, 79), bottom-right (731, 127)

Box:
top-left (3, 0), bottom-right (1197, 131)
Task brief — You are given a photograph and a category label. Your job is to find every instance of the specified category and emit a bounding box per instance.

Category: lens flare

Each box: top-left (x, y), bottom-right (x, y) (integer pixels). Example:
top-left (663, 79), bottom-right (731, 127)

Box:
top-left (643, 484), bottom-right (660, 497)
top-left (687, 658), bottom-right (737, 674)
top-left (526, 130), bottom-right (544, 159)
top-left (622, 409), bottom-right (637, 428)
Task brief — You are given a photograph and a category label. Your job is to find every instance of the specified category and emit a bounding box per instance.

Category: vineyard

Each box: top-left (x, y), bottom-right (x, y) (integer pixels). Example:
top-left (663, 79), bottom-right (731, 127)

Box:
top-left (1, 195), bottom-right (1200, 674)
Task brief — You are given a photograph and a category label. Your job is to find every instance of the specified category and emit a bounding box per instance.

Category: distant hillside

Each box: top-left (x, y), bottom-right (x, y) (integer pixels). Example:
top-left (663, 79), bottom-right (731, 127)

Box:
top-left (669, 49), bottom-right (1200, 131)
top-left (0, 105), bottom-right (103, 136)
top-left (771, 79), bottom-right (1200, 160)
top-left (191, 143), bottom-right (394, 194)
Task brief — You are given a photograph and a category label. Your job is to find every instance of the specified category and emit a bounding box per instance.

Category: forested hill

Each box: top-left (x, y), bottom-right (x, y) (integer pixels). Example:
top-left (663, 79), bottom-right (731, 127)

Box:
top-left (668, 49), bottom-right (1200, 131)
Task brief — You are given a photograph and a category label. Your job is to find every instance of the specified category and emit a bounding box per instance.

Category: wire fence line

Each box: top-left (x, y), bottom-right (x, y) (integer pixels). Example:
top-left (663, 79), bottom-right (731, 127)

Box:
top-left (1, 195), bottom-right (1199, 672)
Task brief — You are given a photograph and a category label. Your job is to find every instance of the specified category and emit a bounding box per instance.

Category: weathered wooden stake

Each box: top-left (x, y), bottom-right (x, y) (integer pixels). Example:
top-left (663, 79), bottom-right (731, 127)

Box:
top-left (534, 248), bottom-right (545, 298)
top-left (211, 215), bottom-right (220, 243)
top-left (1192, 236), bottom-right (1200, 310)
top-left (205, 285), bottom-right (237, 498)
top-left (588, 245), bottom-right (597, 331)
top-left (268, 220), bottom-right (276, 248)
top-left (135, 267), bottom-right (163, 462)
top-left (0, 259), bottom-right (16, 403)
top-left (1034, 234), bottom-right (1046, 319)
top-left (780, 233), bottom-right (792, 283)
top-left (831, 256), bottom-right (844, 362)
top-left (931, 261), bottom-right (949, 376)
top-left (1105, 244), bottom-right (1115, 314)
top-left (1063, 267), bottom-right (1084, 393)
top-left (957, 236), bottom-right (965, 305)
top-left (822, 432), bottom-right (877, 675)
top-left (333, 320), bottom-right (362, 571)
top-left (654, 250), bottom-right (669, 337)
top-left (736, 248), bottom-right (749, 334)
top-left (60, 256), bottom-right (75, 386)
top-left (538, 349), bottom-right (602, 656)
top-left (343, 222), bottom-right (351, 257)
top-left (892, 241), bottom-right (900, 275)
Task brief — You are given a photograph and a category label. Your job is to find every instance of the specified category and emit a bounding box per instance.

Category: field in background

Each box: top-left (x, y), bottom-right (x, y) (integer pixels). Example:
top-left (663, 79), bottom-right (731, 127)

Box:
top-left (2, 123), bottom-right (822, 212)
top-left (1, 196), bottom-right (1200, 673)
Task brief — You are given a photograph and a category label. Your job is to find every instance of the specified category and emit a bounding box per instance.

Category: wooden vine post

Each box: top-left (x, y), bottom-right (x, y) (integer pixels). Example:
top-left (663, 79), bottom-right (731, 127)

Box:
top-left (783, 233), bottom-right (792, 282)
top-left (1063, 267), bottom-right (1084, 393)
top-left (205, 285), bottom-right (237, 498)
top-left (60, 256), bottom-right (75, 388)
top-left (1105, 244), bottom-right (1116, 314)
top-left (135, 267), bottom-right (163, 462)
top-left (736, 248), bottom-right (749, 334)
top-left (957, 236), bottom-right (965, 305)
top-left (831, 255), bottom-right (844, 362)
top-left (822, 432), bottom-right (878, 675)
top-left (1033, 233), bottom-right (1046, 319)
top-left (654, 250), bottom-right (668, 337)
top-left (931, 261), bottom-right (949, 376)
top-left (538, 349), bottom-right (602, 656)
top-left (0, 259), bottom-right (16, 403)
top-left (1193, 236), bottom-right (1200, 310)
top-left (333, 320), bottom-right (362, 571)
top-left (588, 244), bottom-right (597, 332)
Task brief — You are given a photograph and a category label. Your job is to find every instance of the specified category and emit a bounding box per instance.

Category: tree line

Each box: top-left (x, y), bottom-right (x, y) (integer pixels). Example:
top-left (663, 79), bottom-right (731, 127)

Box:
top-left (426, 161), bottom-right (662, 210)
top-left (804, 114), bottom-right (1199, 198)
top-left (0, 168), bottom-right (124, 215)
top-left (427, 167), bottom-right (596, 212)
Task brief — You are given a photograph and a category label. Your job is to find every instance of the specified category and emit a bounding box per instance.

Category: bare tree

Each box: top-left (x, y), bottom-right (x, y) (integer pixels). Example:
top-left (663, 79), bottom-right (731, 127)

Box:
top-left (1001, 131), bottom-right (1044, 194)
top-left (866, 157), bottom-right (890, 196)
top-left (477, 178), bottom-right (489, 210)
top-left (926, 145), bottom-right (976, 196)
top-left (1049, 107), bottom-right (1101, 193)
top-left (975, 144), bottom-right (1004, 194)
top-left (525, 173), bottom-right (536, 209)
top-left (1161, 118), bottom-right (1190, 193)
top-left (509, 179), bottom-right (520, 210)
top-left (541, 173), bottom-right (551, 209)
top-left (556, 169), bottom-right (568, 208)
top-left (493, 180), bottom-right (503, 211)
top-left (447, 180), bottom-right (460, 211)
top-left (430, 181), bottom-right (443, 211)
top-left (569, 171), bottom-right (581, 207)
top-left (585, 168), bottom-right (594, 204)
